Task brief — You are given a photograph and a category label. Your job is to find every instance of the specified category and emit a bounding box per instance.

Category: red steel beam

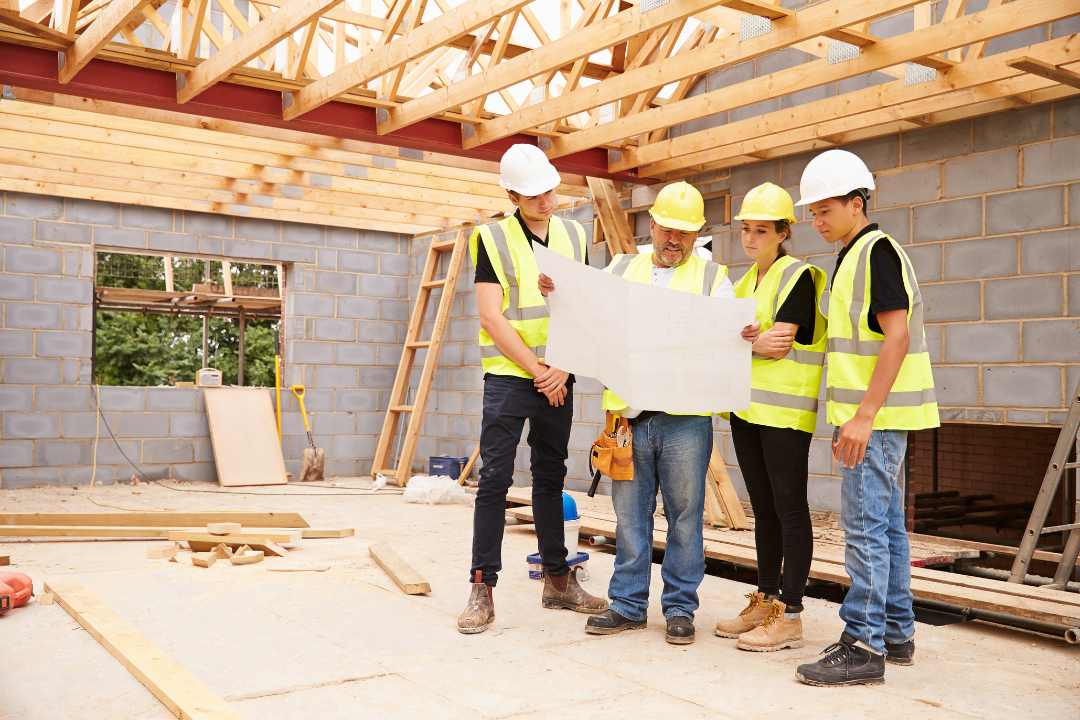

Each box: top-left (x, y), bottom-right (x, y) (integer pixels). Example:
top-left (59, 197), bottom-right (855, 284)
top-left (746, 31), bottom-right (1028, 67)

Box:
top-left (0, 41), bottom-right (648, 184)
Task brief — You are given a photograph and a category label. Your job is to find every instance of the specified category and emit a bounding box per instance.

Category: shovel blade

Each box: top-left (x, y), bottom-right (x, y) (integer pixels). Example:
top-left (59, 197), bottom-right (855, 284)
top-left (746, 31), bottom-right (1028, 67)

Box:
top-left (300, 447), bottom-right (325, 482)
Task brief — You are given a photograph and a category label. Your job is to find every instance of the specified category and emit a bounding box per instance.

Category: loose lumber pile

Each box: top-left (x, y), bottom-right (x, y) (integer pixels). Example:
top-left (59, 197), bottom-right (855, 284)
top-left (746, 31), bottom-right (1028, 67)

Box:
top-left (368, 542), bottom-right (430, 595)
top-left (0, 512), bottom-right (353, 542)
top-left (506, 488), bottom-right (1080, 630)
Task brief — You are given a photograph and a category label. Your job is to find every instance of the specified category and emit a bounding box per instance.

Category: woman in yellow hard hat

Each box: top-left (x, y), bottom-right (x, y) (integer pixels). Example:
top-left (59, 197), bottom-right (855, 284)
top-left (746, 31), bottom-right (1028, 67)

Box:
top-left (714, 182), bottom-right (828, 652)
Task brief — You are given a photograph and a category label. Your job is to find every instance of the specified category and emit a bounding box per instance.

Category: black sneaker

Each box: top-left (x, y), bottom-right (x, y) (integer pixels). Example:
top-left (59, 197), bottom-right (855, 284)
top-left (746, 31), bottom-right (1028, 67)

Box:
top-left (666, 616), bottom-right (695, 645)
top-left (796, 632), bottom-right (886, 686)
top-left (885, 639), bottom-right (914, 666)
top-left (585, 608), bottom-right (647, 635)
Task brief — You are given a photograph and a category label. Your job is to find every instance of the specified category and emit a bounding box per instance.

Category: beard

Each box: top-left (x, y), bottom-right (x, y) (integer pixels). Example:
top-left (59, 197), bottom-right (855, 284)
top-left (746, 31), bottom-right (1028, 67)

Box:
top-left (652, 243), bottom-right (692, 268)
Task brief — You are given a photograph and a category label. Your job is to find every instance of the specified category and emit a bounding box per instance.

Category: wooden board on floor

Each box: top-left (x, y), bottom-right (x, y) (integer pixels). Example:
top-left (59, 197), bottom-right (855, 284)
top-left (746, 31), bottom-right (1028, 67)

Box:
top-left (368, 542), bottom-right (430, 594)
top-left (203, 388), bottom-right (288, 487)
top-left (0, 512), bottom-right (310, 527)
top-left (0, 555), bottom-right (8, 565)
top-left (168, 529), bottom-right (302, 544)
top-left (185, 534), bottom-right (289, 557)
top-left (42, 579), bottom-right (247, 720)
top-left (0, 526), bottom-right (345, 539)
top-left (708, 444), bottom-right (751, 530)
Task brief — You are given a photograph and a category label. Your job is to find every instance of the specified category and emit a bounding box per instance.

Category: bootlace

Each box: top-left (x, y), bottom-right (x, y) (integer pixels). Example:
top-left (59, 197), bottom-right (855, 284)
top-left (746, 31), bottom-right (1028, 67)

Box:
top-left (738, 592), bottom-right (761, 617)
top-left (819, 641), bottom-right (852, 667)
top-left (759, 601), bottom-right (783, 630)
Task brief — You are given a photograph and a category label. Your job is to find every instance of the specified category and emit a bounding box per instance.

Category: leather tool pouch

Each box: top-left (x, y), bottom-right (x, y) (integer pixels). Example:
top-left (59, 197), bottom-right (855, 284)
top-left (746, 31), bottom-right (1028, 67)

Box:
top-left (590, 412), bottom-right (634, 481)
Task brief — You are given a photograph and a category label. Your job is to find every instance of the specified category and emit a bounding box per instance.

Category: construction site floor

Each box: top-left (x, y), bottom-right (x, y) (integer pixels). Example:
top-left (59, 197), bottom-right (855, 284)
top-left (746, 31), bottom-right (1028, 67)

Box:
top-left (2, 479), bottom-right (1078, 720)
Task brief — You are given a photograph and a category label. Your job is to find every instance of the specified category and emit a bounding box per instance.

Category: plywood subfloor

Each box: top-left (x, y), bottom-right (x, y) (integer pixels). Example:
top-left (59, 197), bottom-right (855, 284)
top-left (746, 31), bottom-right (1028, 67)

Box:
top-left (2, 480), bottom-right (1078, 720)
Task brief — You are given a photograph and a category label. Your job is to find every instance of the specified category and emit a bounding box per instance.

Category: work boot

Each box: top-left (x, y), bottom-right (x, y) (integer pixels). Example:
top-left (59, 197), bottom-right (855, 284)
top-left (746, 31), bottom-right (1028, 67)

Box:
top-left (585, 608), bottom-right (647, 635)
top-left (666, 616), bottom-right (696, 645)
top-left (715, 591), bottom-right (773, 638)
top-left (735, 600), bottom-right (803, 652)
top-left (796, 632), bottom-right (886, 686)
top-left (542, 568), bottom-right (608, 614)
top-left (885, 639), bottom-right (915, 666)
top-left (457, 571), bottom-right (494, 634)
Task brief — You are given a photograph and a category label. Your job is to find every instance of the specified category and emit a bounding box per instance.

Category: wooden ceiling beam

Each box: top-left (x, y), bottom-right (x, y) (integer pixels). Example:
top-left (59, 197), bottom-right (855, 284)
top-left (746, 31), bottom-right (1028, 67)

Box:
top-left (58, 0), bottom-right (152, 82)
top-left (1007, 55), bottom-right (1080, 90)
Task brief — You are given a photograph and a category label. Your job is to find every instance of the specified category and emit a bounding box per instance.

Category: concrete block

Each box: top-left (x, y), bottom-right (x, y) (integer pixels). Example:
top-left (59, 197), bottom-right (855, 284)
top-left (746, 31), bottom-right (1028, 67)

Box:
top-left (943, 235), bottom-right (1016, 280)
top-left (2, 412), bottom-right (60, 439)
top-left (281, 221), bottom-right (324, 246)
top-left (193, 437), bottom-right (215, 463)
top-left (358, 230), bottom-right (402, 253)
top-left (335, 435), bottom-right (374, 459)
top-left (840, 136), bottom-right (901, 174)
top-left (234, 217), bottom-right (281, 242)
top-left (313, 412), bottom-right (355, 435)
top-left (273, 244), bottom-right (317, 263)
top-left (145, 231), bottom-right (196, 254)
top-left (37, 276), bottom-right (92, 304)
top-left (730, 159), bottom-right (781, 197)
top-left (423, 413), bottom-right (449, 437)
top-left (903, 242), bottom-right (942, 281)
top-left (913, 198), bottom-right (982, 242)
top-left (33, 439), bottom-right (91, 466)
top-left (1055, 96), bottom-right (1080, 138)
top-left (94, 226), bottom-right (147, 249)
top-left (291, 293), bottom-right (335, 318)
top-left (874, 165), bottom-right (940, 208)
top-left (3, 357), bottom-right (62, 384)
top-left (1023, 136), bottom-right (1080, 186)
top-left (145, 387), bottom-right (197, 412)
top-left (0, 440), bottom-right (32, 467)
top-left (448, 317), bottom-right (476, 343)
top-left (357, 274), bottom-right (400, 298)
top-left (380, 254), bottom-right (409, 277)
top-left (447, 367), bottom-right (474, 391)
top-left (183, 211), bottom-right (233, 237)
top-left (1006, 409), bottom-right (1046, 424)
top-left (436, 391), bottom-right (463, 415)
top-left (0, 384), bottom-right (32, 411)
top-left (317, 248), bottom-right (337, 270)
top-left (901, 121), bottom-right (971, 165)
top-left (731, 99), bottom-right (779, 124)
top-left (986, 186), bottom-right (1064, 234)
top-left (2, 467), bottom-right (61, 488)
top-left (1070, 275), bottom-right (1080, 317)
top-left (0, 216), bottom-right (33, 245)
top-left (6, 192), bottom-right (63, 219)
top-left (67, 198), bottom-right (120, 225)
top-left (34, 385), bottom-right (92, 411)
top-left (944, 322), bottom-right (1019, 362)
top-left (122, 205), bottom-right (174, 231)
top-left (326, 227), bottom-right (359, 249)
top-left (939, 407), bottom-right (965, 422)
top-left (336, 343), bottom-right (376, 366)
top-left (336, 389), bottom-right (378, 412)
top-left (198, 236), bottom-right (224, 256)
top-left (35, 331), bottom-right (92, 358)
top-left (169, 412), bottom-right (210, 437)
top-left (966, 408), bottom-right (1003, 423)
top-left (0, 329), bottom-right (32, 357)
top-left (223, 238), bottom-right (272, 260)
top-left (921, 281), bottom-right (982, 321)
top-left (984, 25), bottom-right (1052, 59)
top-left (57, 411), bottom-right (106, 438)
top-left (98, 386), bottom-right (145, 411)
top-left (932, 365), bottom-right (978, 406)
top-left (972, 104), bottom-right (1051, 152)
top-left (380, 299), bottom-right (410, 322)
top-left (337, 296), bottom-right (379, 319)
top-left (983, 365), bottom-right (1062, 408)
top-left (0, 273), bottom-right (35, 301)
top-left (288, 340), bottom-right (333, 365)
top-left (985, 276), bottom-right (1063, 320)
top-left (313, 271), bottom-right (357, 296)
top-left (1022, 318), bottom-right (1080, 362)
top-left (315, 365), bottom-right (358, 389)
top-left (943, 149), bottom-right (1019, 199)
top-left (360, 367), bottom-right (396, 390)
top-left (170, 463), bottom-right (217, 484)
top-left (1021, 228), bottom-right (1080, 274)
top-left (36, 221), bottom-right (91, 244)
top-left (448, 416), bottom-right (474, 441)
top-left (356, 412), bottom-right (383, 434)
top-left (924, 324), bottom-right (942, 363)
top-left (7, 245), bottom-right (63, 275)
top-left (118, 412), bottom-right (169, 438)
top-left (313, 318), bottom-right (357, 342)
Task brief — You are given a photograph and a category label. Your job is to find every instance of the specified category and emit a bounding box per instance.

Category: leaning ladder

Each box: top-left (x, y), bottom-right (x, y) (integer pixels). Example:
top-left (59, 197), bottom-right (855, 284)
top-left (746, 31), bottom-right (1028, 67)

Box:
top-left (372, 229), bottom-right (468, 487)
top-left (1009, 376), bottom-right (1080, 587)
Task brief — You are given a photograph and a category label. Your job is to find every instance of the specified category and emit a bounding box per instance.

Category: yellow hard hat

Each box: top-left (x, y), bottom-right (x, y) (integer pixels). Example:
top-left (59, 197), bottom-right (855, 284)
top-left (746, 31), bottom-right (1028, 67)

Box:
top-left (649, 181), bottom-right (705, 231)
top-left (735, 182), bottom-right (796, 223)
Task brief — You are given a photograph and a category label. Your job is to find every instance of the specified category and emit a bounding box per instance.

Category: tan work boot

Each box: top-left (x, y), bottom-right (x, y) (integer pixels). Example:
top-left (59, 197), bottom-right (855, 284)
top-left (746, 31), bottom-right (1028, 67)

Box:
top-left (715, 592), bottom-right (773, 638)
top-left (736, 599), bottom-right (803, 651)
top-left (458, 571), bottom-right (495, 634)
top-left (542, 567), bottom-right (608, 614)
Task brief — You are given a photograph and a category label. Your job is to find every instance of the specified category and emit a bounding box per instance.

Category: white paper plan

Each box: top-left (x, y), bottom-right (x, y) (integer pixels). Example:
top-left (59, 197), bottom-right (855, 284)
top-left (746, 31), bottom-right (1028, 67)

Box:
top-left (533, 243), bottom-right (757, 415)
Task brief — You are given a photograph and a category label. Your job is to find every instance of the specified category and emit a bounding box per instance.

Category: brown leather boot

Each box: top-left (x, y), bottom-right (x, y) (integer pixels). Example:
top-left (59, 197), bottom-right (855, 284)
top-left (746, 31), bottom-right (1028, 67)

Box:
top-left (715, 592), bottom-right (773, 638)
top-left (542, 568), bottom-right (608, 614)
top-left (458, 571), bottom-right (495, 634)
top-left (736, 599), bottom-right (803, 651)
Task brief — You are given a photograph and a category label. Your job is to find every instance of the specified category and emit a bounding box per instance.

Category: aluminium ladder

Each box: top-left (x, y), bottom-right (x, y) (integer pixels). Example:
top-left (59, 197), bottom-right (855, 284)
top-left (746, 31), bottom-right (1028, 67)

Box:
top-left (372, 229), bottom-right (467, 487)
top-left (1009, 376), bottom-right (1080, 587)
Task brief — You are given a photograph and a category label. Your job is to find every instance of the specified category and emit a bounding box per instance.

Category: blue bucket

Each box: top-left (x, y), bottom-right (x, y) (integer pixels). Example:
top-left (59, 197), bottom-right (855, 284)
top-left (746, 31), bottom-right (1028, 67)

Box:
top-left (429, 455), bottom-right (468, 479)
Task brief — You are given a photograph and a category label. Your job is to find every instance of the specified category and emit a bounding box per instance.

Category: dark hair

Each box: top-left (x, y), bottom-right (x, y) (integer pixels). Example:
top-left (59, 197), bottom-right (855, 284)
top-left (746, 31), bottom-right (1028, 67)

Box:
top-left (507, 190), bottom-right (521, 201)
top-left (773, 219), bottom-right (793, 257)
top-left (839, 189), bottom-right (870, 217)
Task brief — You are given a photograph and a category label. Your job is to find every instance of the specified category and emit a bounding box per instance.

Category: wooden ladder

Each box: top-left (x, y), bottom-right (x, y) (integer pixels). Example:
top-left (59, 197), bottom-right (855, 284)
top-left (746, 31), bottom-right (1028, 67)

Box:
top-left (371, 229), bottom-right (468, 487)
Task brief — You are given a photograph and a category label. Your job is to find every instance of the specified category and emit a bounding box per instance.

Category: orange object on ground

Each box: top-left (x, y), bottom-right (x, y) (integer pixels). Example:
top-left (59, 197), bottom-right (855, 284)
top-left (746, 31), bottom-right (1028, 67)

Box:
top-left (0, 571), bottom-right (33, 615)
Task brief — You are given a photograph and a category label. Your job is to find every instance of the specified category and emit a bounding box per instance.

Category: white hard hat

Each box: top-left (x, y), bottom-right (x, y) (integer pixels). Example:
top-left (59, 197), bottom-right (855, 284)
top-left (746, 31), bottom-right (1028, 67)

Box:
top-left (499, 144), bottom-right (562, 196)
top-left (795, 149), bottom-right (875, 206)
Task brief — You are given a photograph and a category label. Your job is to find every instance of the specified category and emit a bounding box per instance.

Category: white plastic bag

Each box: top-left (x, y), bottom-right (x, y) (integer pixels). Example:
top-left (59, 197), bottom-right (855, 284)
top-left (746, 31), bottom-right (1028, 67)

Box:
top-left (402, 474), bottom-right (474, 505)
top-left (371, 473), bottom-right (388, 494)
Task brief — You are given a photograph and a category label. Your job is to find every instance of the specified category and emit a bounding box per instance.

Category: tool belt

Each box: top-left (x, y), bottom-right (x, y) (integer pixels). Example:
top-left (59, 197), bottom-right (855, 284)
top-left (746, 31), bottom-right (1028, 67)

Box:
top-left (590, 412), bottom-right (634, 481)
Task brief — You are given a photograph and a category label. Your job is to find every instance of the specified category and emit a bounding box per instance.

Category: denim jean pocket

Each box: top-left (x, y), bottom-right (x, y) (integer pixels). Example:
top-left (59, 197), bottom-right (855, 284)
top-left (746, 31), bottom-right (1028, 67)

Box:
top-left (882, 430), bottom-right (908, 482)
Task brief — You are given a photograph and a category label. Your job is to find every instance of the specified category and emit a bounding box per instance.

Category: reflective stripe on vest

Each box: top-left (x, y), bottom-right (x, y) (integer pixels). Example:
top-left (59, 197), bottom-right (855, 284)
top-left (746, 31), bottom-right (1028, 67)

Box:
top-left (469, 215), bottom-right (587, 379)
top-left (600, 253), bottom-right (729, 417)
top-left (826, 230), bottom-right (939, 430)
top-left (731, 255), bottom-right (828, 433)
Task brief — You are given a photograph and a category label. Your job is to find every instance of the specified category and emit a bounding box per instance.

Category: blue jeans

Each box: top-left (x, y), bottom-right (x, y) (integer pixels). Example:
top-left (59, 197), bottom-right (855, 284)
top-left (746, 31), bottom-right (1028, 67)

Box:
top-left (608, 414), bottom-right (711, 622)
top-left (837, 428), bottom-right (915, 654)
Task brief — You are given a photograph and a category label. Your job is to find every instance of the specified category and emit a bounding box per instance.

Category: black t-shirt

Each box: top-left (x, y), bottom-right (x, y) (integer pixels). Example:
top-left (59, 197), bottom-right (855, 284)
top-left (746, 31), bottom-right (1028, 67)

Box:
top-left (473, 210), bottom-right (588, 284)
top-left (833, 223), bottom-right (909, 335)
top-left (773, 269), bottom-right (816, 346)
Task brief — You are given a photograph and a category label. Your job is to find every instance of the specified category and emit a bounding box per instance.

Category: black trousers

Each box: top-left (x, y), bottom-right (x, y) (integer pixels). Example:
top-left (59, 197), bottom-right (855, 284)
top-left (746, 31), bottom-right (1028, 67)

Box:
top-left (730, 413), bottom-right (814, 612)
top-left (471, 374), bottom-right (573, 586)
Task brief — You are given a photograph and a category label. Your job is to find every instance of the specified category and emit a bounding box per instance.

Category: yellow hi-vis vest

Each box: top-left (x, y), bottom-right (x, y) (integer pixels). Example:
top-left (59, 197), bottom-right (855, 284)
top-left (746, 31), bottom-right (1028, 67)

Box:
top-left (731, 254), bottom-right (827, 434)
top-left (601, 253), bottom-right (729, 417)
top-left (468, 214), bottom-right (588, 379)
top-left (827, 229), bottom-right (939, 430)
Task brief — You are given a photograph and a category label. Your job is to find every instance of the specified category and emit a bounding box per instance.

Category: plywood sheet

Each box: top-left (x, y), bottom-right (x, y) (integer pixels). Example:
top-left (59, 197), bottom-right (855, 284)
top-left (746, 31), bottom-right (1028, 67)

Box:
top-left (203, 388), bottom-right (288, 487)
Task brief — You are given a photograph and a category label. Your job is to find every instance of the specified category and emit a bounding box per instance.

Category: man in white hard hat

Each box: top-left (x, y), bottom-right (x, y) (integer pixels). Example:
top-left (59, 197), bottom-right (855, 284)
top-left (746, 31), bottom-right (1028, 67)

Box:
top-left (458, 144), bottom-right (608, 634)
top-left (792, 150), bottom-right (938, 686)
top-left (542, 181), bottom-right (742, 645)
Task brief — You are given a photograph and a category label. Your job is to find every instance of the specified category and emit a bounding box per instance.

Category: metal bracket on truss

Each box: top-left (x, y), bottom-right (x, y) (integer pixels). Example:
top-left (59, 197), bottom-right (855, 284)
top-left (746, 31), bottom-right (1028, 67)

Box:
top-left (639, 0), bottom-right (669, 13)
top-left (372, 155), bottom-right (397, 169)
top-left (462, 121), bottom-right (475, 139)
top-left (399, 147), bottom-right (423, 160)
top-left (1, 85), bottom-right (16, 101)
top-left (740, 16), bottom-right (770, 42)
top-left (828, 41), bottom-right (860, 65)
top-left (598, 103), bottom-right (615, 125)
top-left (452, 70), bottom-right (467, 83)
top-left (400, 13), bottom-right (409, 31)
top-left (376, 107), bottom-right (389, 124)
top-left (609, 149), bottom-right (622, 164)
top-left (905, 62), bottom-right (937, 86)
top-left (538, 137), bottom-right (551, 151)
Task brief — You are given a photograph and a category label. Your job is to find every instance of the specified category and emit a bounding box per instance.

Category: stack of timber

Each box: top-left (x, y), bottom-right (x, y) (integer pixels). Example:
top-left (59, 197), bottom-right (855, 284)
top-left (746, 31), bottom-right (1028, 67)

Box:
top-left (0, 512), bottom-right (353, 542)
top-left (505, 488), bottom-right (1080, 631)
